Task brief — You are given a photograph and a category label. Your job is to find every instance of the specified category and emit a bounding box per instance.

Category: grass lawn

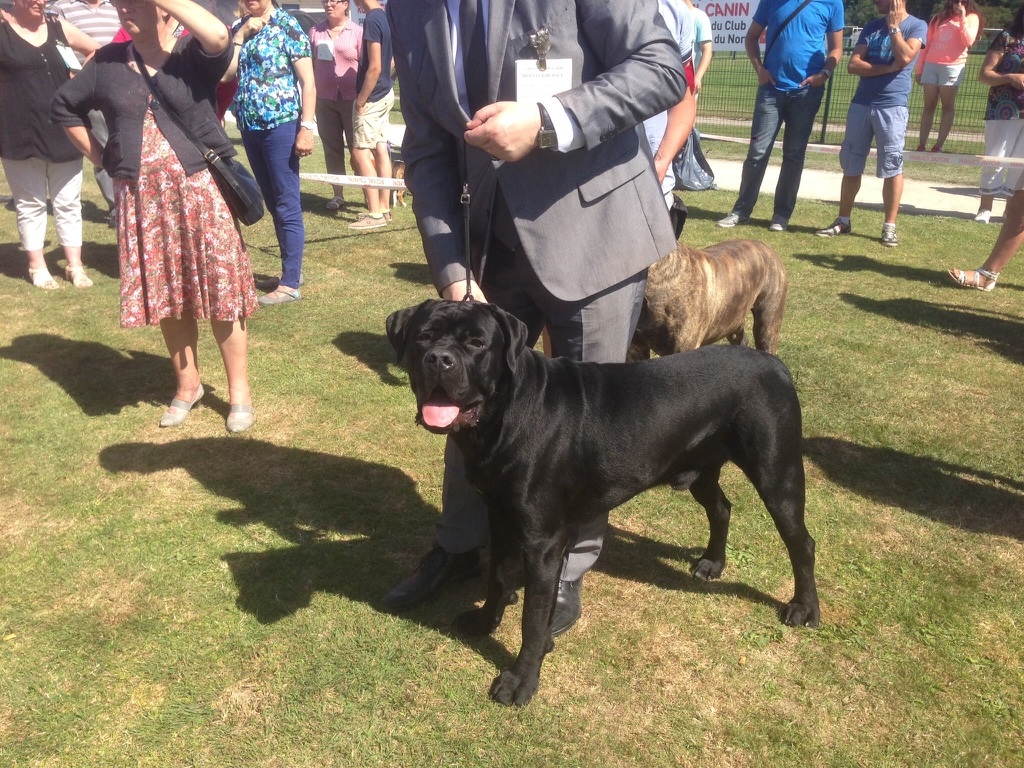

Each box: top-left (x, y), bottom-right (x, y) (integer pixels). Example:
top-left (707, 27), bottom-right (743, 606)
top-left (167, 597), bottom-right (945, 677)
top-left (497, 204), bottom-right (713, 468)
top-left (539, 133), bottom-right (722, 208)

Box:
top-left (1, 135), bottom-right (1022, 766)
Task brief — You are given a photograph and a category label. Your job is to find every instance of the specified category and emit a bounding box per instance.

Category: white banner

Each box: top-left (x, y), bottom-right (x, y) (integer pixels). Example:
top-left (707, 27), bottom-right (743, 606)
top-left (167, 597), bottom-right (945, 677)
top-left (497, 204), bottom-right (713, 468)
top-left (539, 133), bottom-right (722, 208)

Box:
top-left (694, 1), bottom-right (758, 53)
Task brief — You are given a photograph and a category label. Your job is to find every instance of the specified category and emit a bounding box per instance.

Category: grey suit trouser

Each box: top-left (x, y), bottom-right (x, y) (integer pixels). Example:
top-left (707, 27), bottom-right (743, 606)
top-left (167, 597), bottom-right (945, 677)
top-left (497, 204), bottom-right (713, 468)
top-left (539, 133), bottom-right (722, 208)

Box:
top-left (434, 199), bottom-right (647, 582)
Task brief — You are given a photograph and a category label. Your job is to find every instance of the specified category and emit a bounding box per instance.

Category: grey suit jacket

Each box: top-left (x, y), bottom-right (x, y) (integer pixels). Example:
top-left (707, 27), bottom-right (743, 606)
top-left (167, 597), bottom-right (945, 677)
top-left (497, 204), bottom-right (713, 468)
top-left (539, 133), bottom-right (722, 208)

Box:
top-left (388, 0), bottom-right (687, 302)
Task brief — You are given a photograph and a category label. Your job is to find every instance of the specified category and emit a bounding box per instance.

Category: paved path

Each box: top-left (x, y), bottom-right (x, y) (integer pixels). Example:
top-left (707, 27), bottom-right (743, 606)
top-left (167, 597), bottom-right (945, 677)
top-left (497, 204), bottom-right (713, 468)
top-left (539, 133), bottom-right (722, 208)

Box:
top-left (706, 154), bottom-right (1002, 221)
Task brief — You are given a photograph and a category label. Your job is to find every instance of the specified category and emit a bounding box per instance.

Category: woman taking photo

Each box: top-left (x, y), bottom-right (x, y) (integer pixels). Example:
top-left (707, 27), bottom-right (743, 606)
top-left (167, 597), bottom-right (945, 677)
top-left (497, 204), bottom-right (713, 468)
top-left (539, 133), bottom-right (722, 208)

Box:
top-left (914, 0), bottom-right (982, 153)
top-left (224, 0), bottom-right (315, 305)
top-left (308, 0), bottom-right (360, 211)
top-left (1, 0), bottom-right (97, 289)
top-left (52, 0), bottom-right (259, 433)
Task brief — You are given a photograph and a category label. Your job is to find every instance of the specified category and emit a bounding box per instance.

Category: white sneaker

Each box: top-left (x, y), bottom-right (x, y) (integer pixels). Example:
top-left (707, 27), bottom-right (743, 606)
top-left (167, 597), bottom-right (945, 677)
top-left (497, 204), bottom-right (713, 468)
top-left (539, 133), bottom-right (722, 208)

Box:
top-left (975, 210), bottom-right (991, 224)
top-left (717, 212), bottom-right (747, 228)
top-left (769, 216), bottom-right (788, 232)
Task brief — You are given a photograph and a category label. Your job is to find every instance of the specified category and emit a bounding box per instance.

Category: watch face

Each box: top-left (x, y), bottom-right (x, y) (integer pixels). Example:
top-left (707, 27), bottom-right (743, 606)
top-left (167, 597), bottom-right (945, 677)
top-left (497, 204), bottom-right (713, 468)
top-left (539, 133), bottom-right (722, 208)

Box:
top-left (539, 130), bottom-right (557, 149)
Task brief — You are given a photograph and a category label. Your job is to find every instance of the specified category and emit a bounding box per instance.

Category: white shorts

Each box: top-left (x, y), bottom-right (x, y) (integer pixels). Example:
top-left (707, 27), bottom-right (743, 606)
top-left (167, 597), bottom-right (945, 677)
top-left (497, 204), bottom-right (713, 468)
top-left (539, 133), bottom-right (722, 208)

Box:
top-left (919, 62), bottom-right (965, 88)
top-left (980, 119), bottom-right (1024, 197)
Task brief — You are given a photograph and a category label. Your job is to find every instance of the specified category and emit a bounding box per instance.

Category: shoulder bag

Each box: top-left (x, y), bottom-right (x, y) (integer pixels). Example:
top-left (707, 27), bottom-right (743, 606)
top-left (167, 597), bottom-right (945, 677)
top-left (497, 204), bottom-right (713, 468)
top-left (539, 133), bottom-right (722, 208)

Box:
top-left (132, 47), bottom-right (264, 226)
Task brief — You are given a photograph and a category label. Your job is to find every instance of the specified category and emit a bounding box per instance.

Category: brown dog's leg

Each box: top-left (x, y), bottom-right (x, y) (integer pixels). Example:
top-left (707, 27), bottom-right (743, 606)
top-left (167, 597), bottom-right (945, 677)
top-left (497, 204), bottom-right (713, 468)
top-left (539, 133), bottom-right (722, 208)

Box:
top-left (752, 259), bottom-right (788, 355)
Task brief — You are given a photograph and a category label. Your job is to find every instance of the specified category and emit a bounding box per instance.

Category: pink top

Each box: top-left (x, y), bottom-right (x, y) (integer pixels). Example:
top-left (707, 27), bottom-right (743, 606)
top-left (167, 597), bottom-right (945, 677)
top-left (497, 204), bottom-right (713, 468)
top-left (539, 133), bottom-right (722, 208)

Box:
top-left (308, 21), bottom-right (362, 101)
top-left (916, 13), bottom-right (980, 73)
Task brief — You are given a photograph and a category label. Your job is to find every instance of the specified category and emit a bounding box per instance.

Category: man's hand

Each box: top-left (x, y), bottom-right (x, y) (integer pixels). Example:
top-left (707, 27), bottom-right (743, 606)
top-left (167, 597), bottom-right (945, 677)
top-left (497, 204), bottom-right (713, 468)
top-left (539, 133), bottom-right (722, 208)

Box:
top-left (441, 278), bottom-right (487, 302)
top-left (887, 0), bottom-right (904, 27)
top-left (755, 63), bottom-right (776, 87)
top-left (464, 102), bottom-right (542, 162)
top-left (799, 71), bottom-right (829, 88)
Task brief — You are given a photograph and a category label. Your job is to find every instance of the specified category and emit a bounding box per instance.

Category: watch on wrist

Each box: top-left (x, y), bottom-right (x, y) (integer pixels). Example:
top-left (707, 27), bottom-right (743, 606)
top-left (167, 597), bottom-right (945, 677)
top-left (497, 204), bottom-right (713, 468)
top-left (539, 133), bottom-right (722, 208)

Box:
top-left (889, 26), bottom-right (901, 35)
top-left (300, 121), bottom-right (316, 131)
top-left (537, 103), bottom-right (557, 150)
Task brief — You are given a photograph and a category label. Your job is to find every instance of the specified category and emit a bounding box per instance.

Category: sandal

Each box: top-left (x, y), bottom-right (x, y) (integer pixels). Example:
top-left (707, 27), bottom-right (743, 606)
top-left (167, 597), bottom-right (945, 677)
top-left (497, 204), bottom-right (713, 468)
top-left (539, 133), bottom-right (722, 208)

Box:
top-left (29, 267), bottom-right (59, 290)
top-left (257, 287), bottom-right (301, 306)
top-left (325, 196), bottom-right (344, 211)
top-left (226, 404), bottom-right (255, 433)
top-left (65, 265), bottom-right (93, 288)
top-left (948, 267), bottom-right (999, 292)
top-left (159, 384), bottom-right (205, 427)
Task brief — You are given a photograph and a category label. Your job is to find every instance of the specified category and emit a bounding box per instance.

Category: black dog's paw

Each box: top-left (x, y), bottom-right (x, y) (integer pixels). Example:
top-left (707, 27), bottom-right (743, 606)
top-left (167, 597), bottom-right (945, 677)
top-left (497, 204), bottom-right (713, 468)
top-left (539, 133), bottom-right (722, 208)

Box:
top-left (691, 557), bottom-right (725, 581)
top-left (780, 600), bottom-right (820, 628)
top-left (489, 670), bottom-right (539, 707)
top-left (454, 607), bottom-right (500, 636)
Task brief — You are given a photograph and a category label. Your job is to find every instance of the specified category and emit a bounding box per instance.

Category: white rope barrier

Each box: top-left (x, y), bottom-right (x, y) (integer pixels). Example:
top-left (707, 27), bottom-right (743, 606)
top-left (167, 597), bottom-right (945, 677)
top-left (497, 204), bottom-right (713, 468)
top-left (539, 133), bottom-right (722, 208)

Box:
top-left (300, 172), bottom-right (408, 189)
top-left (701, 132), bottom-right (1024, 169)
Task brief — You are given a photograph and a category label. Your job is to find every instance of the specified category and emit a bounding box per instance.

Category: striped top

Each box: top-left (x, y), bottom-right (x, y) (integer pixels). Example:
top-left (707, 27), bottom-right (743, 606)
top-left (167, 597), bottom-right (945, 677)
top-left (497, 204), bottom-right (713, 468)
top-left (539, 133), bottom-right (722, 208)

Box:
top-left (51, 0), bottom-right (121, 61)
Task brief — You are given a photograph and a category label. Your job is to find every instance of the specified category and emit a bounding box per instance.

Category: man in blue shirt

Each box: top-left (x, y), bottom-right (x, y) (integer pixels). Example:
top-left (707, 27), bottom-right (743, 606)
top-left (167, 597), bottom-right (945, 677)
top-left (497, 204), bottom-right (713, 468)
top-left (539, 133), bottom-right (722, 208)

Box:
top-left (816, 0), bottom-right (926, 247)
top-left (718, 0), bottom-right (844, 232)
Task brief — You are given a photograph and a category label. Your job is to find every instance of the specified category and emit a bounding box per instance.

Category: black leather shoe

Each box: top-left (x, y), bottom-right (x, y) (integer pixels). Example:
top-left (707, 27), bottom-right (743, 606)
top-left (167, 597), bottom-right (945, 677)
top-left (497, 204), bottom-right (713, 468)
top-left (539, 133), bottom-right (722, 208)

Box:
top-left (381, 545), bottom-right (481, 612)
top-left (550, 578), bottom-right (583, 637)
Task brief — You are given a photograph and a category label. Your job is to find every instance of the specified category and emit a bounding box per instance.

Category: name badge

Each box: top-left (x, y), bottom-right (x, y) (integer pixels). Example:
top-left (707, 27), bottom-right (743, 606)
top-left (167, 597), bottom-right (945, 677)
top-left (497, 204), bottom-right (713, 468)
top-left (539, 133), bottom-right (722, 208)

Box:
top-left (56, 43), bottom-right (82, 71)
top-left (316, 40), bottom-right (334, 61)
top-left (515, 58), bottom-right (571, 102)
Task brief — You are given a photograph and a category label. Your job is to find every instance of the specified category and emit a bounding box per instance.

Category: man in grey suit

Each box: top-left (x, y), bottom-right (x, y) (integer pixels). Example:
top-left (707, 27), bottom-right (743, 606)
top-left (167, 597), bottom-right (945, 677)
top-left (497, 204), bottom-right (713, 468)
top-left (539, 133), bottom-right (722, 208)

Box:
top-left (382, 0), bottom-right (687, 634)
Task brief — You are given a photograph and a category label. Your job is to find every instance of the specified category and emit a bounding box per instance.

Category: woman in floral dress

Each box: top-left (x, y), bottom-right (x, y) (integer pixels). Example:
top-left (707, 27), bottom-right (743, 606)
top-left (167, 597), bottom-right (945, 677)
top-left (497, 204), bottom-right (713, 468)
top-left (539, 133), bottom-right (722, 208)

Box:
top-left (52, 0), bottom-right (258, 432)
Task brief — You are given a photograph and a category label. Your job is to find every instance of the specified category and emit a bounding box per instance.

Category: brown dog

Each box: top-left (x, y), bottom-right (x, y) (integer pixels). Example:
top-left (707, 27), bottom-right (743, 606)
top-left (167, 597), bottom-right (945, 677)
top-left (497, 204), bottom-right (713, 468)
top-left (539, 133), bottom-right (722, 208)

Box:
top-left (391, 160), bottom-right (407, 209)
top-left (629, 239), bottom-right (788, 360)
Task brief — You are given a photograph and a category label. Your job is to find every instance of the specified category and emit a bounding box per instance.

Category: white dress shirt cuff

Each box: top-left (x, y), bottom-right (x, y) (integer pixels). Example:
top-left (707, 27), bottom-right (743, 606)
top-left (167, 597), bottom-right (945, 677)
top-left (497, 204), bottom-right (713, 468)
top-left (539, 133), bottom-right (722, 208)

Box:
top-left (540, 96), bottom-right (585, 152)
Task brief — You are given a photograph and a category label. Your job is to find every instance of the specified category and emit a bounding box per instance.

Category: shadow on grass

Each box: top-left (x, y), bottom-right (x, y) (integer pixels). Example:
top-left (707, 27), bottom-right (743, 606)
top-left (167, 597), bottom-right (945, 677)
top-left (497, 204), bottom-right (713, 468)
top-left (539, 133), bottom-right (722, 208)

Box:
top-left (794, 252), bottom-right (1023, 293)
top-left (0, 334), bottom-right (169, 415)
top-left (332, 331), bottom-right (406, 386)
top-left (0, 239), bottom-right (118, 281)
top-left (840, 294), bottom-right (1024, 365)
top-left (597, 526), bottom-right (785, 615)
top-left (805, 437), bottom-right (1024, 540)
top-left (389, 261), bottom-right (432, 286)
top-left (98, 437), bottom-right (517, 671)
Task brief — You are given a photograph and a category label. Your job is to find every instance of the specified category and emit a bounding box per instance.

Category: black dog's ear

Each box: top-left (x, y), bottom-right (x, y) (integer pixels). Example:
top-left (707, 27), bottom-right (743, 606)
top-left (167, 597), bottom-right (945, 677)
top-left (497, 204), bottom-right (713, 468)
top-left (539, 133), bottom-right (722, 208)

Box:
top-left (483, 303), bottom-right (528, 374)
top-left (386, 302), bottom-right (429, 363)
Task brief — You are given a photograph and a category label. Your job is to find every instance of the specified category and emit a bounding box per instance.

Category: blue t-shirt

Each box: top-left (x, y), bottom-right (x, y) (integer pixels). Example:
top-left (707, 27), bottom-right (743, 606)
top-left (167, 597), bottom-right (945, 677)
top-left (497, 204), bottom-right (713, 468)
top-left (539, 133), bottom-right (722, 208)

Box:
top-left (755, 0), bottom-right (845, 92)
top-left (357, 7), bottom-right (393, 102)
top-left (852, 16), bottom-right (928, 108)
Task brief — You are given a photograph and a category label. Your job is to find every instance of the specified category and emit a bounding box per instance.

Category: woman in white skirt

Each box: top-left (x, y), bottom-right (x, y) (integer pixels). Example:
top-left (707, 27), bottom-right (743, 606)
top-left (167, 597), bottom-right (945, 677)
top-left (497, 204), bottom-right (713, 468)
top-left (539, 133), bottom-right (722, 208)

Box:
top-left (975, 4), bottom-right (1024, 224)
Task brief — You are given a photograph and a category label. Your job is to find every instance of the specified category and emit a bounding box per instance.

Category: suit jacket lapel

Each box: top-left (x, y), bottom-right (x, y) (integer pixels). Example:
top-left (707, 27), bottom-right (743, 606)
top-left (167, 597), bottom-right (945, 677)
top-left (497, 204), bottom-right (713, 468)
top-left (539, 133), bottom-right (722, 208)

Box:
top-left (488, 0), bottom-right (513, 103)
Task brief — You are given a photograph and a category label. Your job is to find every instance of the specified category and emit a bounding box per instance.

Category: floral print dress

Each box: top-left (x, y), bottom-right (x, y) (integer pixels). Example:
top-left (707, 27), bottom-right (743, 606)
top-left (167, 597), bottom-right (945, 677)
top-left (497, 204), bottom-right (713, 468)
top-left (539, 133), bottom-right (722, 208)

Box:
top-left (113, 106), bottom-right (258, 327)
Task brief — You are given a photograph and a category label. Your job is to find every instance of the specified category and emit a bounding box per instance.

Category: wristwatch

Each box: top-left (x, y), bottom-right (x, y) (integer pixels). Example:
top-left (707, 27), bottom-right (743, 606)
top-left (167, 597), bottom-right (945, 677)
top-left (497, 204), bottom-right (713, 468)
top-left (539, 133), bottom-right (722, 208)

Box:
top-left (300, 120), bottom-right (316, 131)
top-left (537, 103), bottom-right (557, 150)
top-left (889, 26), bottom-right (901, 36)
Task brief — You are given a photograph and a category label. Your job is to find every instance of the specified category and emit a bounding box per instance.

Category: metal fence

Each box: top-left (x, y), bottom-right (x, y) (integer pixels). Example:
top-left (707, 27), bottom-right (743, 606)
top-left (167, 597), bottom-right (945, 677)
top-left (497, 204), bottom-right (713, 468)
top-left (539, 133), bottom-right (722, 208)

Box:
top-left (695, 27), bottom-right (1000, 154)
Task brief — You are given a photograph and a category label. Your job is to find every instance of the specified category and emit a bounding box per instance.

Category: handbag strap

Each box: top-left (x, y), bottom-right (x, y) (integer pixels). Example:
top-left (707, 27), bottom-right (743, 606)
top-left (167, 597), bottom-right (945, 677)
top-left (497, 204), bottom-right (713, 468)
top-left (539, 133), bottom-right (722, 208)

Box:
top-left (131, 45), bottom-right (221, 165)
top-left (764, 0), bottom-right (815, 62)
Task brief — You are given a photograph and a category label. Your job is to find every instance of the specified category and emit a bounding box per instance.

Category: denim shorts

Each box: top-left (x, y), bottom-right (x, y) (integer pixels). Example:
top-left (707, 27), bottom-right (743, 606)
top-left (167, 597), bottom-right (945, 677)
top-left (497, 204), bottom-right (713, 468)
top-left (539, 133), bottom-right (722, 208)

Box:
top-left (920, 61), bottom-right (966, 88)
top-left (840, 103), bottom-right (909, 178)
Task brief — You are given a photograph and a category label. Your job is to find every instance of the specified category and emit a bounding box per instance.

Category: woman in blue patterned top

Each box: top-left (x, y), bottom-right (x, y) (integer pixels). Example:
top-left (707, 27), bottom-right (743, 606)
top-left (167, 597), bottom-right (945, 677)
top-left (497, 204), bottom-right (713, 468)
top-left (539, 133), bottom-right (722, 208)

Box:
top-left (225, 0), bottom-right (315, 305)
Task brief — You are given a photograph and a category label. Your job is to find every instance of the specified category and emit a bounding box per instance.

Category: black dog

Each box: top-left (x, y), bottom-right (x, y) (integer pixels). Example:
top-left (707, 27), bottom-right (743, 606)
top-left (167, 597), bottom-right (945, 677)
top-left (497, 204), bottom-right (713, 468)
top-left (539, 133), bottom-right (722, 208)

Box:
top-left (386, 299), bottom-right (818, 707)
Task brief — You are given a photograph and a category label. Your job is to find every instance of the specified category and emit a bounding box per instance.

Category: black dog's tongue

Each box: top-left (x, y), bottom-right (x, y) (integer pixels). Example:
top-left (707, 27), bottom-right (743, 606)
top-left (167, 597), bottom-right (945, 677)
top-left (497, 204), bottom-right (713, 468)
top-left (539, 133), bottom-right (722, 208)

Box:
top-left (422, 393), bottom-right (462, 429)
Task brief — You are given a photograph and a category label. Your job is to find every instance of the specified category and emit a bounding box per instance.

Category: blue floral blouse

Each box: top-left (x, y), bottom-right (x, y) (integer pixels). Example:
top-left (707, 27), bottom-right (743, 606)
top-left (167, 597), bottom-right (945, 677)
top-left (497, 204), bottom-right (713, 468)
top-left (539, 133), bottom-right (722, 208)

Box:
top-left (232, 8), bottom-right (311, 131)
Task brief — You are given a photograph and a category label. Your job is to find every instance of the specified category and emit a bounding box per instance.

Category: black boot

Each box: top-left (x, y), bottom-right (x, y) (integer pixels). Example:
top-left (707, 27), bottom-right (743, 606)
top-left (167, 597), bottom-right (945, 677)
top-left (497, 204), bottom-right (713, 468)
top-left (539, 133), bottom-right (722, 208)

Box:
top-left (381, 545), bottom-right (481, 612)
top-left (550, 578), bottom-right (583, 637)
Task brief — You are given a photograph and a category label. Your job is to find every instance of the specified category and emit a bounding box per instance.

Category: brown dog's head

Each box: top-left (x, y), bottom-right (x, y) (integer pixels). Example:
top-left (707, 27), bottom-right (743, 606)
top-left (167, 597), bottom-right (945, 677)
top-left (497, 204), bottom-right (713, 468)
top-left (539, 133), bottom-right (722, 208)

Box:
top-left (386, 300), bottom-right (528, 434)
